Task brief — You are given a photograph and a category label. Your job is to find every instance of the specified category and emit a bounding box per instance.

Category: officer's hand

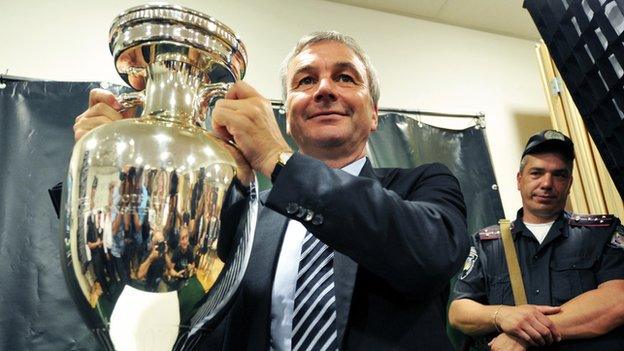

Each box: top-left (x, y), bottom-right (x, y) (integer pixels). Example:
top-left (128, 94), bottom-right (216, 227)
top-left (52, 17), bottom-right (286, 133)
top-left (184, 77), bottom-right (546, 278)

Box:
top-left (73, 89), bottom-right (133, 141)
top-left (488, 333), bottom-right (528, 351)
top-left (496, 305), bottom-right (562, 347)
top-left (211, 81), bottom-right (291, 179)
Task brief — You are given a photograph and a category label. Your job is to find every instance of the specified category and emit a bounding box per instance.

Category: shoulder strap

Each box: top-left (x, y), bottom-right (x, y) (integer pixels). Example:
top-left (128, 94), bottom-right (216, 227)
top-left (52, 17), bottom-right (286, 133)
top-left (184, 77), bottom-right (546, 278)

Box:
top-left (499, 219), bottom-right (527, 305)
top-left (568, 213), bottom-right (615, 227)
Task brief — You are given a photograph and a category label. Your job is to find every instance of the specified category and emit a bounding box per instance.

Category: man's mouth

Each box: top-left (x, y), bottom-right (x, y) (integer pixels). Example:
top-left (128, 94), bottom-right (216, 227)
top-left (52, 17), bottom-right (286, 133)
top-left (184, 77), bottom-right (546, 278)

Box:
top-left (533, 194), bottom-right (556, 202)
top-left (307, 111), bottom-right (348, 119)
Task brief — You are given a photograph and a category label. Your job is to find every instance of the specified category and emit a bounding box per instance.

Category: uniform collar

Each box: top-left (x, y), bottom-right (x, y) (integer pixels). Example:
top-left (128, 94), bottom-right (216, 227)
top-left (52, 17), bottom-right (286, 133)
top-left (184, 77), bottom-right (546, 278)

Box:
top-left (512, 209), bottom-right (569, 242)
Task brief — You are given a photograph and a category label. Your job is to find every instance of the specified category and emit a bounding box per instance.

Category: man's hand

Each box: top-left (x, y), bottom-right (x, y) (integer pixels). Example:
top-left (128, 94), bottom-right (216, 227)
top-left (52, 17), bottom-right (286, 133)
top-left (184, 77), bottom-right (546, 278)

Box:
top-left (488, 333), bottom-right (528, 351)
top-left (211, 81), bottom-right (291, 178)
top-left (73, 89), bottom-right (133, 141)
top-left (496, 304), bottom-right (562, 346)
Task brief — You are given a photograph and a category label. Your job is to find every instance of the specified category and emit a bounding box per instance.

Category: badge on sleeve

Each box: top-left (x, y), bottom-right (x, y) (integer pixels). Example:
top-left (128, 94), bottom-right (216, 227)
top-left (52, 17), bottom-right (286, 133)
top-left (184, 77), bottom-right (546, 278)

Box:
top-left (460, 246), bottom-right (478, 279)
top-left (609, 225), bottom-right (624, 250)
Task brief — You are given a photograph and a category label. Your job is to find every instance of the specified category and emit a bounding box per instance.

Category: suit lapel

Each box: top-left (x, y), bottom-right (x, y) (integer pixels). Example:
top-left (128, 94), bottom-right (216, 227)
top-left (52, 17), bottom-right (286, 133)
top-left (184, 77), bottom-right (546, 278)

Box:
top-left (244, 192), bottom-right (290, 344)
top-left (333, 159), bottom-right (379, 345)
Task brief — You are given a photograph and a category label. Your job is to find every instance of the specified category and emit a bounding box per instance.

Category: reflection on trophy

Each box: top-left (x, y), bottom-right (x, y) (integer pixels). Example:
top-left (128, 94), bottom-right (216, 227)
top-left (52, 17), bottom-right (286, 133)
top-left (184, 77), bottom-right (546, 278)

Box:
top-left (59, 4), bottom-right (257, 350)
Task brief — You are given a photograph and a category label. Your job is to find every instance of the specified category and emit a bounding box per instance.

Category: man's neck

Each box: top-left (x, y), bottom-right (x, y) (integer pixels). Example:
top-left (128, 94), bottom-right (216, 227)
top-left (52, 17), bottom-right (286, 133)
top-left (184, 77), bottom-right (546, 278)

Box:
top-left (301, 145), bottom-right (368, 169)
top-left (522, 209), bottom-right (562, 224)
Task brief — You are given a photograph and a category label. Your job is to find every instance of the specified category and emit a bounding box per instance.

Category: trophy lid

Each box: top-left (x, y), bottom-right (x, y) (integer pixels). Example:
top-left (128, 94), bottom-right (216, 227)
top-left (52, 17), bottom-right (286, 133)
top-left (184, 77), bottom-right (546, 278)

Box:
top-left (109, 3), bottom-right (247, 90)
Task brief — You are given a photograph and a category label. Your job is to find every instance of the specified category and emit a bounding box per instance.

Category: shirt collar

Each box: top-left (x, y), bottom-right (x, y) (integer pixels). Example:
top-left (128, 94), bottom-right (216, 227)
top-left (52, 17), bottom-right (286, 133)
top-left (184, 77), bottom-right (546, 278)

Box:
top-left (340, 157), bottom-right (367, 176)
top-left (513, 208), bottom-right (569, 239)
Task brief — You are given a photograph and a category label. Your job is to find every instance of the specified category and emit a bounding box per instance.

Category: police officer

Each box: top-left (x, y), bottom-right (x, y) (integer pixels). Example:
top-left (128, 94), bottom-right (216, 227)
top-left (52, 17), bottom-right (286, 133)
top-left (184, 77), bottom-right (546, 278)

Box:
top-left (448, 130), bottom-right (624, 350)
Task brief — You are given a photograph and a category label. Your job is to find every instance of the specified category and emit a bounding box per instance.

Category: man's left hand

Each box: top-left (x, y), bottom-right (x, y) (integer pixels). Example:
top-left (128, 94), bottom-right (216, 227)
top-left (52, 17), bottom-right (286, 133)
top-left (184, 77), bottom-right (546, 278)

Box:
top-left (211, 81), bottom-right (292, 178)
top-left (488, 333), bottom-right (528, 351)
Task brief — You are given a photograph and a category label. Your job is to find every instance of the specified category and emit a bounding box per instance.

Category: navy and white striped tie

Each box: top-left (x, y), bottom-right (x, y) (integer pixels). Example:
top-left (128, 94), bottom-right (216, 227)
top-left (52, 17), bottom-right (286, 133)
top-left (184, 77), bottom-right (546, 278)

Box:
top-left (291, 231), bottom-right (338, 351)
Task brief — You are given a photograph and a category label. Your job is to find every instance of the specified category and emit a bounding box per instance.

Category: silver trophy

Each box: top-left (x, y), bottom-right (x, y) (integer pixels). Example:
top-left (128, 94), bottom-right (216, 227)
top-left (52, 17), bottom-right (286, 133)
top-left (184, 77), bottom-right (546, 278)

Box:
top-left (59, 4), bottom-right (256, 350)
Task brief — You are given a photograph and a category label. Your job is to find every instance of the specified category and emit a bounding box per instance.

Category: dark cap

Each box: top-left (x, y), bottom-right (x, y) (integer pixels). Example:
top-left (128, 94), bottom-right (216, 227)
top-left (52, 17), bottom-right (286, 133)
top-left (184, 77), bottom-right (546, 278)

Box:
top-left (521, 130), bottom-right (575, 161)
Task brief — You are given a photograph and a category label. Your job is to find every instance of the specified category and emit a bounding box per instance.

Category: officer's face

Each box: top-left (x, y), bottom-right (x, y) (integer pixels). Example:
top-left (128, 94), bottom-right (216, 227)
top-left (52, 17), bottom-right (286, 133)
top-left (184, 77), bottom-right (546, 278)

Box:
top-left (284, 41), bottom-right (378, 159)
top-left (517, 152), bottom-right (572, 223)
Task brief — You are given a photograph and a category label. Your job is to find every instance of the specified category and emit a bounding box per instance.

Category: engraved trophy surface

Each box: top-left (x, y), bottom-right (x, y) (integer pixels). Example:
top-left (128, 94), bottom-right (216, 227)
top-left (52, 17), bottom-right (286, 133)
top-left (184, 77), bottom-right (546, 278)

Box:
top-left (59, 4), bottom-right (256, 350)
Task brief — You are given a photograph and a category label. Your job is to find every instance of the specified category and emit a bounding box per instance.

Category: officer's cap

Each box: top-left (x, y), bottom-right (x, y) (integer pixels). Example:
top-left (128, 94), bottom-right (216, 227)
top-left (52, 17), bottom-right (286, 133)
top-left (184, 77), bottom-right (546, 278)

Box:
top-left (521, 130), bottom-right (575, 162)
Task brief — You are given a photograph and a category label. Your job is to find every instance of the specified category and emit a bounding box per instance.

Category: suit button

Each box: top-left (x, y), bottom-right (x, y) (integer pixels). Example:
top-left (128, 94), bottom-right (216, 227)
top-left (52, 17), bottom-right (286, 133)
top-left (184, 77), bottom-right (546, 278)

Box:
top-left (304, 210), bottom-right (314, 222)
top-left (311, 214), bottom-right (324, 225)
top-left (296, 207), bottom-right (306, 218)
top-left (286, 202), bottom-right (299, 214)
top-left (535, 289), bottom-right (540, 295)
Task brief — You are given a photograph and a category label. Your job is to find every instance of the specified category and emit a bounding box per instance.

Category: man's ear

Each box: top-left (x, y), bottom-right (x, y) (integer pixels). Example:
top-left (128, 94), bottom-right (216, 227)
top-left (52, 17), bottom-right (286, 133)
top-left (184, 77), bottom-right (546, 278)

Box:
top-left (284, 99), bottom-right (292, 136)
top-left (370, 104), bottom-right (379, 132)
top-left (516, 171), bottom-right (522, 190)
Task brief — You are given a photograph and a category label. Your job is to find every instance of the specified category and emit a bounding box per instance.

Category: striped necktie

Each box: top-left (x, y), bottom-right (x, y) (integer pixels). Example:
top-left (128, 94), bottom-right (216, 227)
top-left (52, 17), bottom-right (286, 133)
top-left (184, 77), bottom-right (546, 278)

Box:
top-left (291, 231), bottom-right (338, 351)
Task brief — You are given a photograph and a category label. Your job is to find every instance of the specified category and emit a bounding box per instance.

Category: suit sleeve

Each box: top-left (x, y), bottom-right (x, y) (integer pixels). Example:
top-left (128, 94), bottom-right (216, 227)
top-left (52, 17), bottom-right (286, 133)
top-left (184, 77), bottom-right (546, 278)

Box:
top-left (264, 153), bottom-right (469, 296)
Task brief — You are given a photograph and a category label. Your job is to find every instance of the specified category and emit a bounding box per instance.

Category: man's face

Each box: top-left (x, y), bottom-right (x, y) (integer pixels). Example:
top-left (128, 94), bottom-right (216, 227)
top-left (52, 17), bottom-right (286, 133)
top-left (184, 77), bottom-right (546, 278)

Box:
top-left (285, 41), bottom-right (378, 158)
top-left (179, 230), bottom-right (189, 250)
top-left (517, 152), bottom-right (573, 223)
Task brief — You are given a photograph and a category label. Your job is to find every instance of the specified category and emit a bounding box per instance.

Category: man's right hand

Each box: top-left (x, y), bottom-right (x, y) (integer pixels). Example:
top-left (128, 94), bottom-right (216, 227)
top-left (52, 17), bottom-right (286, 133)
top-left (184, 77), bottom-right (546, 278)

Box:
top-left (496, 304), bottom-right (562, 347)
top-left (73, 89), bottom-right (132, 141)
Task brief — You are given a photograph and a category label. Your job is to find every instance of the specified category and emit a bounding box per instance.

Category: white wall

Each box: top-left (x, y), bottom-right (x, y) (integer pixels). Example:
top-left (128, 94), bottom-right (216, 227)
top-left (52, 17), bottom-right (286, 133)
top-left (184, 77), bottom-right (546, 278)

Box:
top-left (0, 0), bottom-right (552, 220)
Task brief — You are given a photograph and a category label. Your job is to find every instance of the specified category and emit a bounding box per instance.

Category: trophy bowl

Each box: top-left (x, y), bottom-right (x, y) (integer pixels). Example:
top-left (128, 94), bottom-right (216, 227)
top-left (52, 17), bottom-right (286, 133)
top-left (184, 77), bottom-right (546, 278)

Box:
top-left (59, 4), bottom-right (256, 350)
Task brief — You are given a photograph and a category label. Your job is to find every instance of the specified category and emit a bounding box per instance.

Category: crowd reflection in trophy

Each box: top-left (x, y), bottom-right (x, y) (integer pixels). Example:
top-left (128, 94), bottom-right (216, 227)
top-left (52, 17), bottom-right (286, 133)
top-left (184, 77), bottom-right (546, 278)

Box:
top-left (79, 164), bottom-right (227, 309)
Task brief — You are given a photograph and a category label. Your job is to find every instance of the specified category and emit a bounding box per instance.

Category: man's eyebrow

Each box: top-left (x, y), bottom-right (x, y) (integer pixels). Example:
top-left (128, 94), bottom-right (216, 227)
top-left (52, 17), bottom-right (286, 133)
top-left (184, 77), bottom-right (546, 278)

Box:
top-left (291, 65), bottom-right (316, 78)
top-left (291, 61), bottom-right (364, 78)
top-left (334, 62), bottom-right (364, 79)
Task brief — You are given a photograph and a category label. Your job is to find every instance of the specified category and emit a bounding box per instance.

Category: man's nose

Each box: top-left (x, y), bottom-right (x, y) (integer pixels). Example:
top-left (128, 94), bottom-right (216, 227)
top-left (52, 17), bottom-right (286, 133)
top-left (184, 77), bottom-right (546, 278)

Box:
top-left (540, 173), bottom-right (553, 188)
top-left (313, 78), bottom-right (337, 103)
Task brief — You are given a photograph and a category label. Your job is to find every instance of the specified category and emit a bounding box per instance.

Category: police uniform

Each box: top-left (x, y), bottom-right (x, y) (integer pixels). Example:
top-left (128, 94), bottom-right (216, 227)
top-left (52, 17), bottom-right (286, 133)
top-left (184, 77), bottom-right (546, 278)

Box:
top-left (451, 209), bottom-right (624, 350)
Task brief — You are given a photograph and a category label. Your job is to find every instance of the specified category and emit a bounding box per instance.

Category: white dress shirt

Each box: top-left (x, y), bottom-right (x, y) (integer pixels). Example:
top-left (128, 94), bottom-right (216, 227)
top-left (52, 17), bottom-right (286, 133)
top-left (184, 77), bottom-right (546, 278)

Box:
top-left (269, 157), bottom-right (367, 350)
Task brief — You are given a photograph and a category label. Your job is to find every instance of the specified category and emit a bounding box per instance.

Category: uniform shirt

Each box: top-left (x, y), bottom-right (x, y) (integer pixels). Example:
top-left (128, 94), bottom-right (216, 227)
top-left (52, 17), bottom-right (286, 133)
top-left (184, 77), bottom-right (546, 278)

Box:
top-left (451, 209), bottom-right (624, 350)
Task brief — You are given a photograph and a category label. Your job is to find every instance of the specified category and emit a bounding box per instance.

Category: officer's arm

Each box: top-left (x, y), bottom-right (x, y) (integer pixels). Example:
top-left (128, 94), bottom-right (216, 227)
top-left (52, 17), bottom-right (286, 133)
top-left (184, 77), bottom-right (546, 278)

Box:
top-left (548, 279), bottom-right (624, 340)
top-left (449, 298), bottom-right (501, 335)
top-left (449, 299), bottom-right (560, 346)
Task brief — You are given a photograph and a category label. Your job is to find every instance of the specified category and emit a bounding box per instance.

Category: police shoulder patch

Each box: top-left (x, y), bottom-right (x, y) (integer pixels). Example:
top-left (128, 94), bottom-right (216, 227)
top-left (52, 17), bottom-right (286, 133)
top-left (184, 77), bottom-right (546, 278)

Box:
top-left (568, 213), bottom-right (615, 227)
top-left (460, 246), bottom-right (478, 280)
top-left (478, 224), bottom-right (502, 240)
top-left (609, 225), bottom-right (624, 250)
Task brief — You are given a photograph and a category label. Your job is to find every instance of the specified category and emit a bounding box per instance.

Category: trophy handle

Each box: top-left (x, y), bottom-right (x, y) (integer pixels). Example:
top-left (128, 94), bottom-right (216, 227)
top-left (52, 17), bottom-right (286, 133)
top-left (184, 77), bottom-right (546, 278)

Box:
top-left (197, 82), bottom-right (233, 125)
top-left (116, 91), bottom-right (145, 114)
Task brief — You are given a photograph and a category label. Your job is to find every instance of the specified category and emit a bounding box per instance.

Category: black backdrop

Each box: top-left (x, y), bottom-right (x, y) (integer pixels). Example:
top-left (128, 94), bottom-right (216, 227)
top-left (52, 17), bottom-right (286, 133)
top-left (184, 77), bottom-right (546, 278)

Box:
top-left (0, 79), bottom-right (504, 350)
top-left (525, 0), bottom-right (624, 200)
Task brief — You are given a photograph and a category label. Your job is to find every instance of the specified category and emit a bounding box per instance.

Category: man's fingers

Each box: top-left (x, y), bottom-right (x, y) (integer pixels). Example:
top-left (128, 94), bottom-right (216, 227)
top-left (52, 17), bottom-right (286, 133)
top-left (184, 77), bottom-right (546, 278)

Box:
top-left (536, 305), bottom-right (562, 315)
top-left (535, 312), bottom-right (560, 336)
top-left (89, 88), bottom-right (121, 109)
top-left (81, 102), bottom-right (124, 121)
top-left (531, 319), bottom-right (554, 345)
top-left (225, 81), bottom-right (261, 100)
top-left (515, 330), bottom-right (537, 347)
top-left (524, 324), bottom-right (547, 346)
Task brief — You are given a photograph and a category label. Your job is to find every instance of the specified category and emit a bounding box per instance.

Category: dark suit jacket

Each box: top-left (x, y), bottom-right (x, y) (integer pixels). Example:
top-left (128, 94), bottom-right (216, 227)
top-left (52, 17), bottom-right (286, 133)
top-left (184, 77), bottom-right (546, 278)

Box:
top-left (203, 153), bottom-right (469, 350)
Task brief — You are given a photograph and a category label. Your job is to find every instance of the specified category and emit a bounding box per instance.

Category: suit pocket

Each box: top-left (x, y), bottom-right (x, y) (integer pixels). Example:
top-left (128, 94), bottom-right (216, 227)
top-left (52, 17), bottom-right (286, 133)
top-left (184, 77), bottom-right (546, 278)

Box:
top-left (550, 257), bottom-right (596, 304)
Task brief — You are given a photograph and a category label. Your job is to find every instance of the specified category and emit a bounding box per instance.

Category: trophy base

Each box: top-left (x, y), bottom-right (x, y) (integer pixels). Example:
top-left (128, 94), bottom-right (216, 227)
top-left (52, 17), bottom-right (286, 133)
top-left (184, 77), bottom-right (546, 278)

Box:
top-left (110, 285), bottom-right (180, 351)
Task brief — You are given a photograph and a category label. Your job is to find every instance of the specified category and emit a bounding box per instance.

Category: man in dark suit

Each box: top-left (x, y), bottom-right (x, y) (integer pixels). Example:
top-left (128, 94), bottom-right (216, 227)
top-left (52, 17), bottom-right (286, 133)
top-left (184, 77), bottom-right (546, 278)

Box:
top-left (74, 31), bottom-right (469, 350)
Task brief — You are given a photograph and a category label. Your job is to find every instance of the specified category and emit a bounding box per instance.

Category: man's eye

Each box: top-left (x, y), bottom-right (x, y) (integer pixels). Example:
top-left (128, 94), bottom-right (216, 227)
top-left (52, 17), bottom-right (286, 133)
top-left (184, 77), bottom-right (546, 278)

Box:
top-left (298, 77), bottom-right (314, 86)
top-left (336, 74), bottom-right (354, 83)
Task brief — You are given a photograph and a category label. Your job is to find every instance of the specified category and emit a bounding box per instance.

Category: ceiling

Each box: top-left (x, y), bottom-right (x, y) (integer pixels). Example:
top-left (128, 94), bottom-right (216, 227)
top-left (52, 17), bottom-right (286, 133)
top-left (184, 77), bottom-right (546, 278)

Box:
top-left (325, 0), bottom-right (542, 41)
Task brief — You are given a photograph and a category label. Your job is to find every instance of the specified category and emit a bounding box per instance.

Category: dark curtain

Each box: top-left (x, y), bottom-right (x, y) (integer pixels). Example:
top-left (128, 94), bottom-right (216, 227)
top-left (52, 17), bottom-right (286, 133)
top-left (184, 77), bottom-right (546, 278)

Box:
top-left (0, 79), bottom-right (503, 350)
top-left (368, 114), bottom-right (503, 235)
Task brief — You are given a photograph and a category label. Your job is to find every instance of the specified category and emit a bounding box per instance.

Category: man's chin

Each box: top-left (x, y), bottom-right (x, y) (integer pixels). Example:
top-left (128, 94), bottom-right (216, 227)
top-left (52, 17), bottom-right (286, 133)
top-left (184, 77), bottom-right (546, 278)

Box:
top-left (531, 206), bottom-right (563, 221)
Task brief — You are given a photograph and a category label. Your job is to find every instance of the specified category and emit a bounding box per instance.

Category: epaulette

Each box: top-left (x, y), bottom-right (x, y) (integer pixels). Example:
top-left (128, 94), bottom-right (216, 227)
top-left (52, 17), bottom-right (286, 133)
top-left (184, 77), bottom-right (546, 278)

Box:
top-left (568, 213), bottom-right (615, 227)
top-left (478, 222), bottom-right (515, 240)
